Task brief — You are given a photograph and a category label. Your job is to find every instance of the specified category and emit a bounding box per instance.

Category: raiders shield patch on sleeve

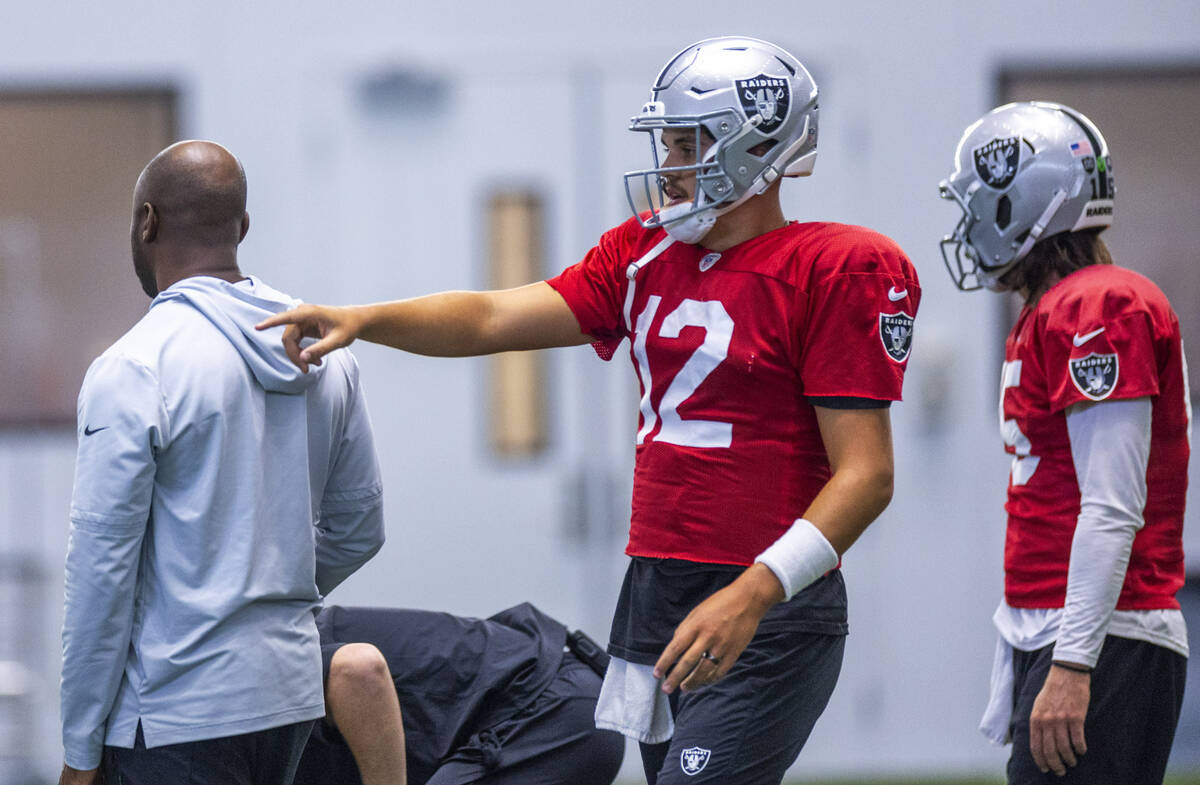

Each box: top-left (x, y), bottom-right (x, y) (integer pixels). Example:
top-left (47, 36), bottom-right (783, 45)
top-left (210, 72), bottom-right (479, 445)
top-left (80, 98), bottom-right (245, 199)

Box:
top-left (1069, 352), bottom-right (1119, 400)
top-left (879, 312), bottom-right (914, 363)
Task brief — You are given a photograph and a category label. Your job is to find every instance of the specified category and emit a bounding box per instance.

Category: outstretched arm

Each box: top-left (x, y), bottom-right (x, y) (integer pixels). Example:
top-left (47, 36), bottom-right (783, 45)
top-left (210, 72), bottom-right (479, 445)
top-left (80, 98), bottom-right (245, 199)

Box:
top-left (256, 282), bottom-right (591, 372)
top-left (653, 406), bottom-right (894, 693)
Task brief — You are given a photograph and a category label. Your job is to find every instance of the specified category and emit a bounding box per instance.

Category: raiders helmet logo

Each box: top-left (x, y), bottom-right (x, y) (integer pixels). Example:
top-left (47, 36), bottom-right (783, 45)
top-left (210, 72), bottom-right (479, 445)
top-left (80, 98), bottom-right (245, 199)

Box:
top-left (879, 312), bottom-right (915, 363)
top-left (735, 74), bottom-right (790, 134)
top-left (680, 746), bottom-right (712, 776)
top-left (972, 136), bottom-right (1021, 189)
top-left (1069, 352), bottom-right (1119, 400)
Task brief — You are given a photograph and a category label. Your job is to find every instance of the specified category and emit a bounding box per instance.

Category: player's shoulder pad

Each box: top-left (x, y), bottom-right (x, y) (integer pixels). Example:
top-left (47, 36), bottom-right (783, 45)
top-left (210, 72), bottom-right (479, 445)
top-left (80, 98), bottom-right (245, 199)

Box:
top-left (1040, 264), bottom-right (1169, 329)
top-left (796, 222), bottom-right (917, 281)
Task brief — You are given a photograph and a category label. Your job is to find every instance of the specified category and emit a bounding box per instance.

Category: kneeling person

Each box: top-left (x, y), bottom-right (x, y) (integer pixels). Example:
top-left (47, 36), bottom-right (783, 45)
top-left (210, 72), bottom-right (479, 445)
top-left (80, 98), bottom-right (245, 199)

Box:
top-left (294, 603), bottom-right (624, 785)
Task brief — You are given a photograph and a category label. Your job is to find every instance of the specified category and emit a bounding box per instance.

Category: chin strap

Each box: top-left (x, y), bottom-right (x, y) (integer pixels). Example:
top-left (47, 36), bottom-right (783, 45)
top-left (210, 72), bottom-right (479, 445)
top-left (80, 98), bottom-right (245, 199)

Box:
top-left (764, 115), bottom-right (814, 183)
top-left (625, 234), bottom-right (677, 280)
top-left (1013, 188), bottom-right (1068, 262)
top-left (623, 234), bottom-right (677, 331)
top-left (658, 201), bottom-right (718, 245)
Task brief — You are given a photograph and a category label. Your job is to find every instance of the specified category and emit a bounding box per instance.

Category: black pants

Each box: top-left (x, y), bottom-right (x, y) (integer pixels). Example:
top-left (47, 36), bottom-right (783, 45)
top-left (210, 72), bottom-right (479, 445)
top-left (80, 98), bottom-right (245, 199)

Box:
top-left (103, 720), bottom-right (315, 785)
top-left (1008, 636), bottom-right (1187, 785)
top-left (638, 628), bottom-right (845, 785)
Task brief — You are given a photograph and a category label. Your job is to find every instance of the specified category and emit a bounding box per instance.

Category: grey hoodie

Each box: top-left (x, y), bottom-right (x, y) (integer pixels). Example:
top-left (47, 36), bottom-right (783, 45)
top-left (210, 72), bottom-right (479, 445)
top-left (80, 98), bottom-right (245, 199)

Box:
top-left (62, 275), bottom-right (384, 769)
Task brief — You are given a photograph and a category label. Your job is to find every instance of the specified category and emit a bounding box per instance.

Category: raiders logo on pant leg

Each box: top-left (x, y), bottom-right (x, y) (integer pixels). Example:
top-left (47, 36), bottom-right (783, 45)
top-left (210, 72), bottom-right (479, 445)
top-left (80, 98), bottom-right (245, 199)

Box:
top-left (680, 746), bottom-right (711, 776)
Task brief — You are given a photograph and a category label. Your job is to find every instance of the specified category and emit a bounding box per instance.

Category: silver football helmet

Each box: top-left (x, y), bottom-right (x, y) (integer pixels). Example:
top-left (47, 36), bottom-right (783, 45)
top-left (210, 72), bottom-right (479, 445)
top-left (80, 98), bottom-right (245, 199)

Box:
top-left (624, 36), bottom-right (820, 244)
top-left (939, 101), bottom-right (1114, 291)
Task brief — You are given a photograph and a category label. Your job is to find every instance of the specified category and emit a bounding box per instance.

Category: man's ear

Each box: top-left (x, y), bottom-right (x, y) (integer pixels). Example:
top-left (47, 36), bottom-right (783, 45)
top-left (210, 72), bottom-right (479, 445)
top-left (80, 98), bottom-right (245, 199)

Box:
top-left (239, 211), bottom-right (250, 243)
top-left (139, 203), bottom-right (159, 243)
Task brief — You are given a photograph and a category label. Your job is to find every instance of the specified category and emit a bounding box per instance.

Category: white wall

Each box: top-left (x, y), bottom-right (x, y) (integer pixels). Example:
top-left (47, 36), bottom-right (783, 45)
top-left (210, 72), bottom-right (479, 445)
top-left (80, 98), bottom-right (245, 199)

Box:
top-left (1, 1), bottom-right (1198, 781)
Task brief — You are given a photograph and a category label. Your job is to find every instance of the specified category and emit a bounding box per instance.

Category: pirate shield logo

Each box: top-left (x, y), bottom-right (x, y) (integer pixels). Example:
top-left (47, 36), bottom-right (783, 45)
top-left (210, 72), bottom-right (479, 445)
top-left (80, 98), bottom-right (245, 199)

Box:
top-left (1069, 352), bottom-right (1119, 400)
top-left (972, 136), bottom-right (1021, 189)
top-left (735, 74), bottom-right (790, 134)
top-left (879, 312), bottom-right (915, 363)
top-left (680, 746), bottom-right (712, 776)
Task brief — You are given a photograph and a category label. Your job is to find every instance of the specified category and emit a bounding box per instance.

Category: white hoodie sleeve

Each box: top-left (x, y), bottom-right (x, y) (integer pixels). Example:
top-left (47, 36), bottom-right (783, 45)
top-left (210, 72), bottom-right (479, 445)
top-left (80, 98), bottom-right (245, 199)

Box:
top-left (313, 354), bottom-right (385, 595)
top-left (62, 354), bottom-right (169, 769)
top-left (1053, 397), bottom-right (1152, 668)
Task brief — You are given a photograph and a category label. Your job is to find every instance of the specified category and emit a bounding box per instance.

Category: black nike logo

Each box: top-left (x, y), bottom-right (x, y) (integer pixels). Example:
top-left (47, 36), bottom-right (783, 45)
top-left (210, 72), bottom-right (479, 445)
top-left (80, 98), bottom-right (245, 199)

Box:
top-left (83, 425), bottom-right (109, 436)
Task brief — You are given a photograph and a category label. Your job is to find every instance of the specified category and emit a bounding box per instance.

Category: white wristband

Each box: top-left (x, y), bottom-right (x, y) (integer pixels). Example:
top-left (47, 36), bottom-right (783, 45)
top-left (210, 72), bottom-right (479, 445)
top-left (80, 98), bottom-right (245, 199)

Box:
top-left (754, 518), bottom-right (839, 599)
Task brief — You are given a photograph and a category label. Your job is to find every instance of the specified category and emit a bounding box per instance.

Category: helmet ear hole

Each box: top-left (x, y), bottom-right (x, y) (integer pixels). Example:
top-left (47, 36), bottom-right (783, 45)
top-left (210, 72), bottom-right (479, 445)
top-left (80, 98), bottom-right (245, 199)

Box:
top-left (996, 195), bottom-right (1012, 230)
top-left (747, 139), bottom-right (779, 158)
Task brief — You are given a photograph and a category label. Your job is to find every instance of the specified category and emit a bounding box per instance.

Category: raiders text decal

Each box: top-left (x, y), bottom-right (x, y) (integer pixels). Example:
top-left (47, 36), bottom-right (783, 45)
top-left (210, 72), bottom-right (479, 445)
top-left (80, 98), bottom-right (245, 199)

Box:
top-left (1069, 352), bottom-right (1119, 400)
top-left (973, 136), bottom-right (1020, 189)
top-left (879, 312), bottom-right (914, 363)
top-left (735, 74), bottom-right (790, 134)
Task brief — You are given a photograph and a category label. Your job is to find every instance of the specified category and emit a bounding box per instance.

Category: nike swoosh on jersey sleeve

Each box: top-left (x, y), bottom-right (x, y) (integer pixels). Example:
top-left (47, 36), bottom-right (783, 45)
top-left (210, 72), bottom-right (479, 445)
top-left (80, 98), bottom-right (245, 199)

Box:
top-left (1072, 327), bottom-right (1106, 346)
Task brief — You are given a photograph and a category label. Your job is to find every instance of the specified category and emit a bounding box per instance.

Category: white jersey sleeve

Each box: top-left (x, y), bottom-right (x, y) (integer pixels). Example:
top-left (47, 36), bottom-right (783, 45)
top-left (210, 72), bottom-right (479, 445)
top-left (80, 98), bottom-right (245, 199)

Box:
top-left (1052, 397), bottom-right (1151, 667)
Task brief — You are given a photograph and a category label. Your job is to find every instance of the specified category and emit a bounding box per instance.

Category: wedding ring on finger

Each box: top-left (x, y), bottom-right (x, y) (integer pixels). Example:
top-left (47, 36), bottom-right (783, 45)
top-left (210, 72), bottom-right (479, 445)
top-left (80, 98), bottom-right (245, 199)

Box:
top-left (700, 651), bottom-right (721, 666)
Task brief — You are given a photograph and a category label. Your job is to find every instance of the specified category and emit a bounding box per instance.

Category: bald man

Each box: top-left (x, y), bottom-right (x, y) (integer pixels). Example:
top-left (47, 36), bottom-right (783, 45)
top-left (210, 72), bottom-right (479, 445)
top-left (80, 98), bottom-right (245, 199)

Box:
top-left (59, 141), bottom-right (385, 785)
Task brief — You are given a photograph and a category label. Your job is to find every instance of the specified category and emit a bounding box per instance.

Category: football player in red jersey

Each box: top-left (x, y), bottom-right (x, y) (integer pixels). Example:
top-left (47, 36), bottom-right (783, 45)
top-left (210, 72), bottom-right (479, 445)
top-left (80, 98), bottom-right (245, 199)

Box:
top-left (260, 37), bottom-right (920, 784)
top-left (940, 102), bottom-right (1189, 783)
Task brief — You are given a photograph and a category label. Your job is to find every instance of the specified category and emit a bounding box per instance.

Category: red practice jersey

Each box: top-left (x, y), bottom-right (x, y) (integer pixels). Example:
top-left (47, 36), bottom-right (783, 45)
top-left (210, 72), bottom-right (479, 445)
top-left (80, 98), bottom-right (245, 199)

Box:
top-left (1001, 264), bottom-right (1190, 609)
top-left (547, 217), bottom-right (920, 565)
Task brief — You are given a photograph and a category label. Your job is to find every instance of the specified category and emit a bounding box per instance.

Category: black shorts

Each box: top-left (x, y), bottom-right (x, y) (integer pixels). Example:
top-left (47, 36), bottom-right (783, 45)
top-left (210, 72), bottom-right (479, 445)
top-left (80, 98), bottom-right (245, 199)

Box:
top-left (1007, 635), bottom-right (1187, 785)
top-left (103, 720), bottom-right (314, 785)
top-left (296, 651), bottom-right (623, 785)
top-left (610, 558), bottom-right (848, 785)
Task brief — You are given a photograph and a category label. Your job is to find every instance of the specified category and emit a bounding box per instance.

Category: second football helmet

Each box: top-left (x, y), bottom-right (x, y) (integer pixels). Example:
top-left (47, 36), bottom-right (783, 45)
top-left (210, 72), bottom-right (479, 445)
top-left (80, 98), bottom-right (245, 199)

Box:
top-left (624, 36), bottom-right (820, 244)
top-left (939, 101), bottom-right (1114, 291)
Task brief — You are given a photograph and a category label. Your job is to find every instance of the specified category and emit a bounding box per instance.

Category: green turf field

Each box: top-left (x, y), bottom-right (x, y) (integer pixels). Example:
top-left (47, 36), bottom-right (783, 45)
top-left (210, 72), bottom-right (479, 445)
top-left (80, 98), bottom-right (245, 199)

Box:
top-left (791, 779), bottom-right (1200, 785)
top-left (615, 777), bottom-right (1200, 785)
top-left (792, 779), bottom-right (1199, 785)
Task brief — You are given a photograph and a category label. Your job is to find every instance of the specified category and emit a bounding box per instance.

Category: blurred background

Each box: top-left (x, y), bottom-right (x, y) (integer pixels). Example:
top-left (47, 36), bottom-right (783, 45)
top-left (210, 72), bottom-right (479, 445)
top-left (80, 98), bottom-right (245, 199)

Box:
top-left (1, 1), bottom-right (1198, 782)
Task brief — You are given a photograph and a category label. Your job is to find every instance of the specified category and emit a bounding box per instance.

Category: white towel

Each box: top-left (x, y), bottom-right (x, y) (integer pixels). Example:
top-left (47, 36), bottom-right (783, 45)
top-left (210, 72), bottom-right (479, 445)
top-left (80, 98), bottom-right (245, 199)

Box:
top-left (594, 656), bottom-right (675, 744)
top-left (979, 634), bottom-right (1014, 745)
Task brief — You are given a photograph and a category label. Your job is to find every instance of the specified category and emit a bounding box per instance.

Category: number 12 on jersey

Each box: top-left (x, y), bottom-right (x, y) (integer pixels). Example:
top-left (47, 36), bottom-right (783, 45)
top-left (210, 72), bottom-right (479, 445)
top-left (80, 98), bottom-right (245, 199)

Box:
top-left (632, 295), bottom-right (734, 449)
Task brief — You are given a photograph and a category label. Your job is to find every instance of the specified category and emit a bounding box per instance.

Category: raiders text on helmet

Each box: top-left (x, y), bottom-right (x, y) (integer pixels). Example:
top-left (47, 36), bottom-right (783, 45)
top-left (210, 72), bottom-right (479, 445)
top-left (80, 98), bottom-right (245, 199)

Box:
top-left (624, 36), bottom-right (820, 244)
top-left (938, 102), bottom-right (1114, 291)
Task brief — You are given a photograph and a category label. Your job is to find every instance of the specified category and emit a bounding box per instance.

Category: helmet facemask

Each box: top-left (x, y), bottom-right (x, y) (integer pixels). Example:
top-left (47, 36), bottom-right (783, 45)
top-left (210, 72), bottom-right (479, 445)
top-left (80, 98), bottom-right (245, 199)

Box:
top-left (938, 177), bottom-right (1011, 292)
top-left (624, 108), bottom-right (762, 244)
